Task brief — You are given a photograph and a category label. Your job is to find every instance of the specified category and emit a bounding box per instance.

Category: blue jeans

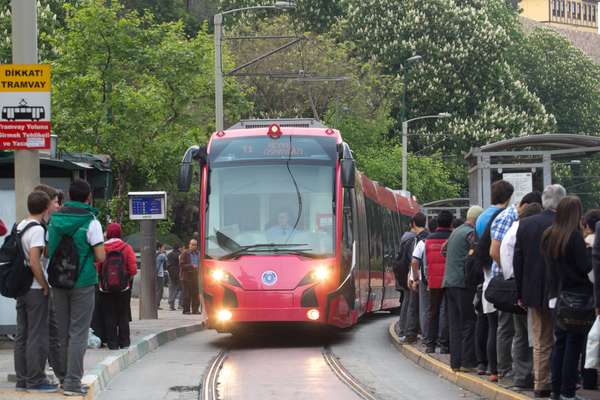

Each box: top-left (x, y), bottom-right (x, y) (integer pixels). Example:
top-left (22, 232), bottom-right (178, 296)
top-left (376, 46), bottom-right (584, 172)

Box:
top-left (551, 326), bottom-right (586, 397)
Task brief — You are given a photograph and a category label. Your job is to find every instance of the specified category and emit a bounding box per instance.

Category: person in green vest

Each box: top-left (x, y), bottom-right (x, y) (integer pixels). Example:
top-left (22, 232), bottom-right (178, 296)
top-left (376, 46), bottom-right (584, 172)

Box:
top-left (442, 205), bottom-right (483, 372)
top-left (47, 179), bottom-right (105, 397)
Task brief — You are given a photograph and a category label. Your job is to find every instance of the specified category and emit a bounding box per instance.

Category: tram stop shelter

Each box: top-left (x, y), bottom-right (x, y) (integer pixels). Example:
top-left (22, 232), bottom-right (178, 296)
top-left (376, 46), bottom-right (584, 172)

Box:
top-left (422, 198), bottom-right (470, 221)
top-left (466, 134), bottom-right (600, 208)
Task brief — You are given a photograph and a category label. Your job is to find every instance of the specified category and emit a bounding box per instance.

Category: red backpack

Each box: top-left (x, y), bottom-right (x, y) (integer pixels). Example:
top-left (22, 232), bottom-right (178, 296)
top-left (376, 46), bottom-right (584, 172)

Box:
top-left (101, 250), bottom-right (129, 292)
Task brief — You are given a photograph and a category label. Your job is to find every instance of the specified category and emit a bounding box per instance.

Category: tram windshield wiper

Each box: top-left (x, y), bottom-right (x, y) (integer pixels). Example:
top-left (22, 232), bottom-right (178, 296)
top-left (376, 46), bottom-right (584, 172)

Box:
top-left (219, 243), bottom-right (310, 260)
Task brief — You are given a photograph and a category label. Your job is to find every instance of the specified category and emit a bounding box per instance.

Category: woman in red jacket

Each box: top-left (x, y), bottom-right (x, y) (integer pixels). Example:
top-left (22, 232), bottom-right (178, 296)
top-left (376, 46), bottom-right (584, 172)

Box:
top-left (96, 223), bottom-right (137, 349)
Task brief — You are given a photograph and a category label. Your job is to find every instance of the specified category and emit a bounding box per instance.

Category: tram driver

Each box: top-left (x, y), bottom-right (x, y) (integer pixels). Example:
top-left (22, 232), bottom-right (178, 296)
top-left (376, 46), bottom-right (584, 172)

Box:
top-left (266, 210), bottom-right (294, 243)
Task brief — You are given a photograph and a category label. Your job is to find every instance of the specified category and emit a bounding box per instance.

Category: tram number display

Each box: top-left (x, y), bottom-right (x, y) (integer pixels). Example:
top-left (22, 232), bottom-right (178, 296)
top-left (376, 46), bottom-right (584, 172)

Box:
top-left (241, 142), bottom-right (304, 157)
top-left (128, 191), bottom-right (167, 220)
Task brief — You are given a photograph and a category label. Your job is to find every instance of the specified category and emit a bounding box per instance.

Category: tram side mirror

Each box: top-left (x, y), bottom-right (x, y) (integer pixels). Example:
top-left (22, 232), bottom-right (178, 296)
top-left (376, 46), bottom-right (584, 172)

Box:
top-left (178, 162), bottom-right (193, 192)
top-left (179, 145), bottom-right (205, 192)
top-left (341, 159), bottom-right (355, 188)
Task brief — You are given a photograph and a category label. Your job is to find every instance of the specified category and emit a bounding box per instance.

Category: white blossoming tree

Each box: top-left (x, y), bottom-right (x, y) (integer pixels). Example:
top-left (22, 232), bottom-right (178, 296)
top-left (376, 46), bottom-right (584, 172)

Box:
top-left (344, 0), bottom-right (556, 152)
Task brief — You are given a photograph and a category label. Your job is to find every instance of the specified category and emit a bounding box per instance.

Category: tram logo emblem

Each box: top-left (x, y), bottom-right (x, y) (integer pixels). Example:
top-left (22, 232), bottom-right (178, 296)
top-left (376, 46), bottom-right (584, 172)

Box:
top-left (261, 270), bottom-right (278, 286)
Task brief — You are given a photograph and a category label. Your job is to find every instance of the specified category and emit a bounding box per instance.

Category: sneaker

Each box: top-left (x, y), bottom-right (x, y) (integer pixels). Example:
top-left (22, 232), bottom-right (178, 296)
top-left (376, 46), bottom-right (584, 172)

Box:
top-left (183, 310), bottom-right (190, 315)
top-left (63, 386), bottom-right (88, 397)
top-left (400, 335), bottom-right (418, 344)
top-left (15, 383), bottom-right (26, 392)
top-left (170, 306), bottom-right (176, 311)
top-left (27, 383), bottom-right (59, 393)
top-left (489, 374), bottom-right (499, 383)
top-left (439, 347), bottom-right (450, 354)
top-left (477, 364), bottom-right (487, 375)
top-left (424, 346), bottom-right (436, 354)
top-left (559, 395), bottom-right (586, 400)
top-left (534, 390), bottom-right (552, 398)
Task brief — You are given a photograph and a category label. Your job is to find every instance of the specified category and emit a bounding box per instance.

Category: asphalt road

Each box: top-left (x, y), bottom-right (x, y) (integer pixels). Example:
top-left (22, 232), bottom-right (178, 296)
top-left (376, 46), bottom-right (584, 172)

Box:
top-left (98, 312), bottom-right (481, 400)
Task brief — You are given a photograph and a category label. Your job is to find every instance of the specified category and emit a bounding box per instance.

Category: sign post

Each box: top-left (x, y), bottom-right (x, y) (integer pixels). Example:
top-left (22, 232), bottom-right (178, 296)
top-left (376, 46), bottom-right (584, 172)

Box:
top-left (128, 191), bottom-right (168, 320)
top-left (9, 0), bottom-right (44, 222)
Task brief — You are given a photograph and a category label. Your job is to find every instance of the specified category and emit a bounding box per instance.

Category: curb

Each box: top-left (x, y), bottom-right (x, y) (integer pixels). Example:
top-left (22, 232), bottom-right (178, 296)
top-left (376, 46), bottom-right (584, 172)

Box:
top-left (0, 318), bottom-right (207, 399)
top-left (388, 322), bottom-right (530, 400)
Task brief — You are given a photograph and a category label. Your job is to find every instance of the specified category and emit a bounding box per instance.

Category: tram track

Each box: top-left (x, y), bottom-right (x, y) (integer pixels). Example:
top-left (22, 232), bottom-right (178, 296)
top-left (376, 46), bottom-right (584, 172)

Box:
top-left (200, 345), bottom-right (377, 400)
top-left (202, 350), bottom-right (228, 400)
top-left (322, 346), bottom-right (378, 400)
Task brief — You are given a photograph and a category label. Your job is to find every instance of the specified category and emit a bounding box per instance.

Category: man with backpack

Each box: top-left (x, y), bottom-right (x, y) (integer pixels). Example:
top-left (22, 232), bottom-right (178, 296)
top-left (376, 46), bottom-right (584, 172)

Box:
top-left (47, 179), bottom-right (105, 397)
top-left (96, 223), bottom-right (137, 349)
top-left (396, 212), bottom-right (427, 344)
top-left (11, 191), bottom-right (58, 393)
top-left (475, 180), bottom-right (514, 383)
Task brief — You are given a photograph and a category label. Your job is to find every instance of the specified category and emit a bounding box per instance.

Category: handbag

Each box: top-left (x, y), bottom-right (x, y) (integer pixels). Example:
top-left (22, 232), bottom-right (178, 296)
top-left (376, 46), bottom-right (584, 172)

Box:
top-left (484, 275), bottom-right (526, 315)
top-left (556, 289), bottom-right (595, 333)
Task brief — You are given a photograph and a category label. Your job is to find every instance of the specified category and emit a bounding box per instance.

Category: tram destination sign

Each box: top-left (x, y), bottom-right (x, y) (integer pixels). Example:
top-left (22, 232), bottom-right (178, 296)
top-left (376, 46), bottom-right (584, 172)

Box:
top-left (0, 64), bottom-right (51, 150)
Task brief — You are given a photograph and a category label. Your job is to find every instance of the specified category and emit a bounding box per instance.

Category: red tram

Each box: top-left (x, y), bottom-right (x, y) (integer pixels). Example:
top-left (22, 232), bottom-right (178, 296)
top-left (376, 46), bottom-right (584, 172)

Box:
top-left (178, 119), bottom-right (420, 331)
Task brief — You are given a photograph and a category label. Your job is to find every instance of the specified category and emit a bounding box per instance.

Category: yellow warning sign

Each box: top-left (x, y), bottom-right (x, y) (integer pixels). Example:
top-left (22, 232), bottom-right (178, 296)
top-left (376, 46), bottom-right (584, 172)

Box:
top-left (0, 64), bottom-right (51, 92)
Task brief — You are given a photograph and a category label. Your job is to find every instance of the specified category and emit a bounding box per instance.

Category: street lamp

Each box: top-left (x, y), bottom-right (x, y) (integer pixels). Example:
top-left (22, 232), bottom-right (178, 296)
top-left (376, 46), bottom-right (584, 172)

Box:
top-left (214, 2), bottom-right (296, 131)
top-left (402, 112), bottom-right (452, 192)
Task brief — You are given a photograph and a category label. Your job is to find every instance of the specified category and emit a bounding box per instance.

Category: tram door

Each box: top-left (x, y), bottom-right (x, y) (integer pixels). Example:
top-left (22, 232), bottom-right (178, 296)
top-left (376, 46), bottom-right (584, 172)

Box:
top-left (353, 181), bottom-right (370, 315)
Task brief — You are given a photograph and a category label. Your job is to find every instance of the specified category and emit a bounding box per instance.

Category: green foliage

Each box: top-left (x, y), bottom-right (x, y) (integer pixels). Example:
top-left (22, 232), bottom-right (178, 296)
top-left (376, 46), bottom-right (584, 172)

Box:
top-left (51, 1), bottom-right (250, 229)
top-left (218, 0), bottom-right (345, 32)
top-left (516, 28), bottom-right (600, 134)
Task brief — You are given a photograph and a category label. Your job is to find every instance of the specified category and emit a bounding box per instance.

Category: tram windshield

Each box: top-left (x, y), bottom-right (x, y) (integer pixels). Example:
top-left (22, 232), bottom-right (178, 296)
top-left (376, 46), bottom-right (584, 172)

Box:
top-left (205, 136), bottom-right (337, 259)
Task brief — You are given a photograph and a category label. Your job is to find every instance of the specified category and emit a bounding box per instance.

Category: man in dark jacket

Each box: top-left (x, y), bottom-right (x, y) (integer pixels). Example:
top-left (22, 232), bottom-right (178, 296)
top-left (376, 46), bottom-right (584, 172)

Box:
top-left (167, 243), bottom-right (184, 310)
top-left (396, 212), bottom-right (427, 343)
top-left (179, 239), bottom-right (200, 314)
top-left (514, 184), bottom-right (566, 398)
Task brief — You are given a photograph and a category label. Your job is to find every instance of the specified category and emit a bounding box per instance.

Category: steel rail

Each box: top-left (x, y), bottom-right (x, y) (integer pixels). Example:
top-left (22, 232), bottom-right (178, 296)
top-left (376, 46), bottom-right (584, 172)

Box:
top-left (201, 351), bottom-right (228, 400)
top-left (322, 347), bottom-right (378, 400)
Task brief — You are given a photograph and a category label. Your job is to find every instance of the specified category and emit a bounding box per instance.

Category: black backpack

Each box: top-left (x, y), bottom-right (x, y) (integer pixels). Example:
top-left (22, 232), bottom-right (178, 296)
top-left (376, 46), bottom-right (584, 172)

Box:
top-left (101, 250), bottom-right (129, 292)
top-left (464, 208), bottom-right (504, 289)
top-left (0, 222), bottom-right (41, 298)
top-left (394, 234), bottom-right (417, 290)
top-left (48, 234), bottom-right (81, 289)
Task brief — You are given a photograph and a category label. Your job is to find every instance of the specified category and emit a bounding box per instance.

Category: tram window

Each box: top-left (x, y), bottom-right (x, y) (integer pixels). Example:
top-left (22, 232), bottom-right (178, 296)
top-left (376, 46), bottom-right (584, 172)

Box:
top-left (342, 189), bottom-right (354, 248)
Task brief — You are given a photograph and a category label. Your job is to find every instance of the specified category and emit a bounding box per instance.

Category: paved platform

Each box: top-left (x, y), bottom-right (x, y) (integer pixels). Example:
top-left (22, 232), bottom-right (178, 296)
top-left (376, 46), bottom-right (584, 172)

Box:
top-left (0, 298), bottom-right (206, 399)
top-left (389, 321), bottom-right (600, 400)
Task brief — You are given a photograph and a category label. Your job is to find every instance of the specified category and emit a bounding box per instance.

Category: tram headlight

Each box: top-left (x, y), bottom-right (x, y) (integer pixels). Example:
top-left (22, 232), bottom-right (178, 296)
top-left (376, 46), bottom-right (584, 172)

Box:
top-left (307, 309), bottom-right (320, 320)
top-left (311, 265), bottom-right (331, 282)
top-left (217, 309), bottom-right (232, 322)
top-left (210, 268), bottom-right (226, 282)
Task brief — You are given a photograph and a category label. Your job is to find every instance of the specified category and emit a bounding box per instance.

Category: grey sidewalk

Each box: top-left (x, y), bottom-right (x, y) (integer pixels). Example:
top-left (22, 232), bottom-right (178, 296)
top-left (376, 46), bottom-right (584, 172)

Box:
top-left (0, 298), bottom-right (206, 399)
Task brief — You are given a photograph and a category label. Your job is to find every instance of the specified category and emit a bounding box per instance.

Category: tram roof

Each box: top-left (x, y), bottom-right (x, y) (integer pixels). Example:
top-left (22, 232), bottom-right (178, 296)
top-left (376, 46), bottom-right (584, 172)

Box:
top-left (360, 173), bottom-right (420, 217)
top-left (210, 118), bottom-right (342, 143)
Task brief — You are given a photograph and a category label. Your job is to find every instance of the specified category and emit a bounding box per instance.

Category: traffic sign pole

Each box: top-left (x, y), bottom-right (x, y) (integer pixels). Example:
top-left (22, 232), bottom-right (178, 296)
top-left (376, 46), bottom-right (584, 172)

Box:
top-left (11, 0), bottom-right (40, 220)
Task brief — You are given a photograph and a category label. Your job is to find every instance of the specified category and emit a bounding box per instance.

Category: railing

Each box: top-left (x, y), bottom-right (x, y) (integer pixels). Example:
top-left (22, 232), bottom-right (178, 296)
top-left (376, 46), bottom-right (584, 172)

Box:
top-left (550, 0), bottom-right (598, 29)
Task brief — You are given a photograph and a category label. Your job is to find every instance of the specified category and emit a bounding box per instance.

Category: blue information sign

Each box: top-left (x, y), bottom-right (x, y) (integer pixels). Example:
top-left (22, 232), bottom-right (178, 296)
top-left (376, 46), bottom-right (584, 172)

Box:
top-left (131, 196), bottom-right (163, 216)
top-left (128, 191), bottom-right (167, 220)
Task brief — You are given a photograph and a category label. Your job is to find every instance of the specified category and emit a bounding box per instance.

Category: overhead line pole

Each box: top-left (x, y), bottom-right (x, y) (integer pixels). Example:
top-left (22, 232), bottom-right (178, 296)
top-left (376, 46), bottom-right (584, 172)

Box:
top-left (12, 0), bottom-right (40, 220)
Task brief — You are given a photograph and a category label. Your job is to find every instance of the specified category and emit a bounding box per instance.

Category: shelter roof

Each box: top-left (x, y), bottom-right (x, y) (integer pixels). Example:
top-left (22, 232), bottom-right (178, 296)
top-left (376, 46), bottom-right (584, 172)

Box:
top-left (479, 134), bottom-right (600, 153)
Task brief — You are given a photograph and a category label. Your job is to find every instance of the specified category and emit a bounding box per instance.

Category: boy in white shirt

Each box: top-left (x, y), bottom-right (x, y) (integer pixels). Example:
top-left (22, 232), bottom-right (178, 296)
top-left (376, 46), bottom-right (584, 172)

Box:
top-left (14, 190), bottom-right (58, 393)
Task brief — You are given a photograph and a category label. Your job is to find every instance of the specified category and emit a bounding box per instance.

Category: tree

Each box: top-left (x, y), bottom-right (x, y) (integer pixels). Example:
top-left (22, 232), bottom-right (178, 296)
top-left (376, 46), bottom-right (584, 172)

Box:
top-left (344, 0), bottom-right (555, 153)
top-left (516, 28), bottom-right (600, 134)
top-left (51, 1), bottom-right (250, 230)
top-left (218, 0), bottom-right (346, 33)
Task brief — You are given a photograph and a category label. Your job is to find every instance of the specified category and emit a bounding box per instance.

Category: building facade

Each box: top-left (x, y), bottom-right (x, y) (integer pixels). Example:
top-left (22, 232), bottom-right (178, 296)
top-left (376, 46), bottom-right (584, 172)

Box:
top-left (521, 0), bottom-right (599, 33)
